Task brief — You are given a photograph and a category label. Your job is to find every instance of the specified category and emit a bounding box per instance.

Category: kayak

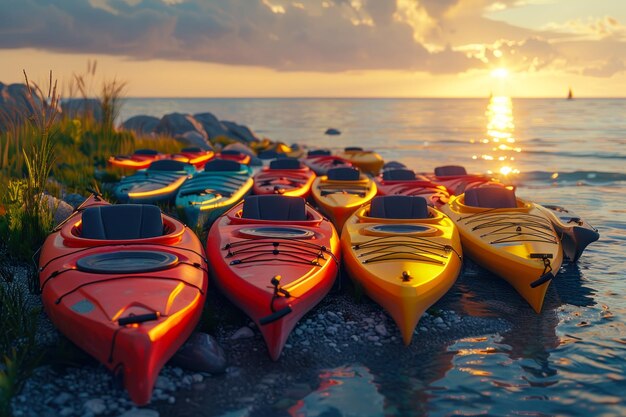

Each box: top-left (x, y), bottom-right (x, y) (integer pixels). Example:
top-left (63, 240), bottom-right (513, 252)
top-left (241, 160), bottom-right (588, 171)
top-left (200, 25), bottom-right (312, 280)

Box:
top-left (207, 195), bottom-right (340, 360)
top-left (311, 167), bottom-right (378, 232)
top-left (108, 149), bottom-right (168, 171)
top-left (342, 196), bottom-right (462, 344)
top-left (114, 160), bottom-right (195, 204)
top-left (376, 168), bottom-right (450, 207)
top-left (336, 147), bottom-right (384, 175)
top-left (175, 158), bottom-right (254, 228)
top-left (252, 158), bottom-right (316, 197)
top-left (302, 150), bottom-right (352, 175)
top-left (170, 147), bottom-right (215, 169)
top-left (441, 187), bottom-right (563, 313)
top-left (536, 204), bottom-right (599, 262)
top-left (428, 165), bottom-right (513, 196)
top-left (38, 194), bottom-right (208, 405)
top-left (217, 150), bottom-right (251, 165)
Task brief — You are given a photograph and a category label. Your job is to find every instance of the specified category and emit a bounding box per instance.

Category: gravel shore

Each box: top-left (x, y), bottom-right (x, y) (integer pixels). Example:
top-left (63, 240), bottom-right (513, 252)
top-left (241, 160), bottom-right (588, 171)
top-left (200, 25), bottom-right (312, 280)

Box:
top-left (5, 259), bottom-right (511, 417)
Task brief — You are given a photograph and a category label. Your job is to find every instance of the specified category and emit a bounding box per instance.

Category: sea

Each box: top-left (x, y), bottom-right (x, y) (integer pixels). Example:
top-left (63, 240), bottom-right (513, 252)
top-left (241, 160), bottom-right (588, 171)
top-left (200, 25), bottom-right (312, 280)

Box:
top-left (122, 97), bottom-right (626, 417)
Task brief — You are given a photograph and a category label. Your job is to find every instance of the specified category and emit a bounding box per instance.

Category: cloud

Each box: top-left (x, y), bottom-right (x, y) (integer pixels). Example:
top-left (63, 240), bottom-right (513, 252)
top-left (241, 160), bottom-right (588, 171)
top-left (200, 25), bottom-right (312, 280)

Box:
top-left (0, 0), bottom-right (622, 78)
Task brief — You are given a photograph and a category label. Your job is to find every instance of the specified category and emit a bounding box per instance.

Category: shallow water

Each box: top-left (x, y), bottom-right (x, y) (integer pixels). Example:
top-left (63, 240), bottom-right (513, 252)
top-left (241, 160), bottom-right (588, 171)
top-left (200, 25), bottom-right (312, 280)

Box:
top-left (124, 97), bottom-right (626, 417)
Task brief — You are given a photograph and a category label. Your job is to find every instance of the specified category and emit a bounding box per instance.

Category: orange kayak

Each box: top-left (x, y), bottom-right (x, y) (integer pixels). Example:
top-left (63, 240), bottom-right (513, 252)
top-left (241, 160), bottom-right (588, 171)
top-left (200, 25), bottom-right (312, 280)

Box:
top-left (376, 168), bottom-right (449, 207)
top-left (108, 149), bottom-right (168, 170)
top-left (253, 158), bottom-right (316, 197)
top-left (38, 195), bottom-right (208, 405)
top-left (428, 165), bottom-right (513, 195)
top-left (336, 147), bottom-right (384, 175)
top-left (207, 195), bottom-right (340, 360)
top-left (170, 147), bottom-right (215, 169)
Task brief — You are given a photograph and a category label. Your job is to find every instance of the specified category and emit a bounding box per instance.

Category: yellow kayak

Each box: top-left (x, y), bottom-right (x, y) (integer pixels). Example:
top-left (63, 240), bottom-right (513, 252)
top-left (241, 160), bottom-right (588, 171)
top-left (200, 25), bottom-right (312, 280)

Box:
top-left (440, 187), bottom-right (563, 313)
top-left (311, 167), bottom-right (377, 232)
top-left (336, 147), bottom-right (384, 175)
top-left (342, 196), bottom-right (462, 344)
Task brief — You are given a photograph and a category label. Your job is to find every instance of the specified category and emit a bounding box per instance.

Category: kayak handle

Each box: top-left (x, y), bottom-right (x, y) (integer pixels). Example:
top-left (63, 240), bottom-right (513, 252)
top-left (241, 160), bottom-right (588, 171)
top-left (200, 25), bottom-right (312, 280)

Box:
top-left (259, 306), bottom-right (292, 326)
top-left (118, 312), bottom-right (160, 326)
top-left (530, 272), bottom-right (553, 288)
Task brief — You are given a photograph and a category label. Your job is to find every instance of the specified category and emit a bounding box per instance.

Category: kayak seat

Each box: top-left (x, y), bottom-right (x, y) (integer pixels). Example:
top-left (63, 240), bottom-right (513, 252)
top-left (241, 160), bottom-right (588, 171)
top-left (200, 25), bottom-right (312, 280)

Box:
top-left (370, 196), bottom-right (429, 219)
top-left (308, 149), bottom-right (331, 156)
top-left (327, 167), bottom-right (360, 181)
top-left (221, 150), bottom-right (244, 156)
top-left (134, 149), bottom-right (159, 156)
top-left (344, 146), bottom-right (363, 152)
top-left (464, 187), bottom-right (517, 209)
top-left (258, 150), bottom-right (286, 160)
top-left (205, 159), bottom-right (241, 172)
top-left (270, 158), bottom-right (301, 170)
top-left (242, 195), bottom-right (307, 221)
top-left (434, 165), bottom-right (467, 176)
top-left (382, 168), bottom-right (416, 181)
top-left (383, 161), bottom-right (407, 170)
top-left (181, 147), bottom-right (202, 152)
top-left (82, 205), bottom-right (163, 240)
top-left (148, 160), bottom-right (189, 172)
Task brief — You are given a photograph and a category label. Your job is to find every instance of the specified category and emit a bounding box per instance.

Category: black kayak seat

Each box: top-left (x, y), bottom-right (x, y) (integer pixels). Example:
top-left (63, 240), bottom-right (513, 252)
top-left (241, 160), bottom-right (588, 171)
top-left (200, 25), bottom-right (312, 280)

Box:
top-left (269, 158), bottom-right (301, 170)
top-left (382, 168), bottom-right (416, 181)
top-left (434, 165), bottom-right (467, 176)
top-left (344, 146), bottom-right (363, 152)
top-left (307, 149), bottom-right (331, 157)
top-left (181, 147), bottom-right (202, 153)
top-left (147, 160), bottom-right (189, 172)
top-left (464, 187), bottom-right (517, 209)
top-left (242, 195), bottom-right (307, 221)
top-left (258, 150), bottom-right (286, 160)
top-left (134, 149), bottom-right (159, 156)
top-left (383, 161), bottom-right (406, 170)
top-left (370, 196), bottom-right (429, 219)
top-left (221, 149), bottom-right (244, 156)
top-left (204, 158), bottom-right (242, 172)
top-left (82, 205), bottom-right (163, 240)
top-left (327, 167), bottom-right (360, 181)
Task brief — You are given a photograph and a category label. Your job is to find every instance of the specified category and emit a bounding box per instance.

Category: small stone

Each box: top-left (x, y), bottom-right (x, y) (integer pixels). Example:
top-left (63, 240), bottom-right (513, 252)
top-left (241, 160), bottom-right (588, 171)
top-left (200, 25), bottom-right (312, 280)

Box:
top-left (367, 335), bottom-right (380, 342)
top-left (374, 324), bottom-right (388, 337)
top-left (192, 373), bottom-right (204, 383)
top-left (285, 344), bottom-right (292, 349)
top-left (329, 342), bottom-right (337, 348)
top-left (295, 329), bottom-right (303, 336)
top-left (84, 398), bottom-right (106, 415)
top-left (325, 326), bottom-right (337, 336)
top-left (155, 376), bottom-right (175, 391)
top-left (170, 333), bottom-right (227, 374)
top-left (231, 327), bottom-right (254, 340)
top-left (167, 396), bottom-right (176, 404)
top-left (351, 335), bottom-right (359, 342)
top-left (60, 408), bottom-right (74, 417)
top-left (172, 367), bottom-right (183, 377)
top-left (434, 317), bottom-right (444, 325)
top-left (117, 409), bottom-right (160, 417)
top-left (53, 392), bottom-right (73, 405)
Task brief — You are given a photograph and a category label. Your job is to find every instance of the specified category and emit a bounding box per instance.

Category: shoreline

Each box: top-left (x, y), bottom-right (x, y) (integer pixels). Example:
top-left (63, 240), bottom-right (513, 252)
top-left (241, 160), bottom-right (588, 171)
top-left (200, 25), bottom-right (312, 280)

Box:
top-left (7, 260), bottom-right (512, 417)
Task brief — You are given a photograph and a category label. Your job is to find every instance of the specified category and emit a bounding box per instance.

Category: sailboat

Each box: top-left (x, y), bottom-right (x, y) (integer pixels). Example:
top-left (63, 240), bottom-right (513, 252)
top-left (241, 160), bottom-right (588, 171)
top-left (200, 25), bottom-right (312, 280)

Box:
top-left (567, 87), bottom-right (573, 100)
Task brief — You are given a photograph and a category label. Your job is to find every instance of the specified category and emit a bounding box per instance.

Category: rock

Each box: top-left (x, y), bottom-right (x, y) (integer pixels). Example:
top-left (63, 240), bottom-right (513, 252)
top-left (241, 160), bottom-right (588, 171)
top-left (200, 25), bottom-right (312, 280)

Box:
top-left (155, 375), bottom-right (175, 391)
top-left (41, 194), bottom-right (74, 226)
top-left (175, 130), bottom-right (211, 150)
top-left (83, 398), bottom-right (106, 415)
top-left (116, 409), bottom-right (160, 417)
top-left (325, 128), bottom-right (341, 135)
top-left (221, 120), bottom-right (259, 143)
top-left (170, 332), bottom-right (227, 374)
top-left (53, 392), bottom-right (73, 405)
top-left (121, 115), bottom-right (160, 135)
top-left (433, 317), bottom-right (444, 325)
top-left (62, 98), bottom-right (103, 123)
top-left (374, 324), bottom-right (388, 337)
top-left (63, 193), bottom-right (86, 209)
top-left (193, 112), bottom-right (231, 139)
top-left (325, 326), bottom-right (337, 336)
top-left (367, 335), bottom-right (380, 342)
top-left (154, 113), bottom-right (207, 139)
top-left (0, 82), bottom-right (45, 130)
top-left (231, 326), bottom-right (254, 340)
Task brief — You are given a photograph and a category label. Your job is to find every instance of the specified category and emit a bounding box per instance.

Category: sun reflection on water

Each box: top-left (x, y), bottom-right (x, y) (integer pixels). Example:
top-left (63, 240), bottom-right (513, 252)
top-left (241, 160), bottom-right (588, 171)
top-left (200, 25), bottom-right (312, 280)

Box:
top-left (474, 96), bottom-right (521, 177)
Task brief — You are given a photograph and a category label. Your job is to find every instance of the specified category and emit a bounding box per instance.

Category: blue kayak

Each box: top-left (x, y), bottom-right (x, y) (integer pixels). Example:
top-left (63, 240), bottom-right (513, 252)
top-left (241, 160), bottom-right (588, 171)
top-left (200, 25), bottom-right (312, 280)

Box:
top-left (114, 160), bottom-right (195, 204)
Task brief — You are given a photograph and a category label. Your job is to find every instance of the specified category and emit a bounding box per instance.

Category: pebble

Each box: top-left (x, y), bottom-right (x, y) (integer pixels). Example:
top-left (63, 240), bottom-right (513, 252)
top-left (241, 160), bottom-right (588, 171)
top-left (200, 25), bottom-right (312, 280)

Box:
top-left (117, 409), bottom-right (160, 417)
top-left (374, 324), bottom-right (388, 337)
top-left (231, 326), bottom-right (255, 340)
top-left (83, 399), bottom-right (106, 415)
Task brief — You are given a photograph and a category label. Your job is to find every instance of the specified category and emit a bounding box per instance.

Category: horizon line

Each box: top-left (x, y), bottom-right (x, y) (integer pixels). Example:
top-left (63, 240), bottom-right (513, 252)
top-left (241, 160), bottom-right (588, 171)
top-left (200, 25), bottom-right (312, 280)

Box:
top-left (116, 96), bottom-right (626, 100)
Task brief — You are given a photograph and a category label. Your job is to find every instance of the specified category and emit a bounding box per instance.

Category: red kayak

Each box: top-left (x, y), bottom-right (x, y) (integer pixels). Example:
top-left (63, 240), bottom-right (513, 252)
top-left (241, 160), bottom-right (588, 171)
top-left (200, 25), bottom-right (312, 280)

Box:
top-left (108, 149), bottom-right (168, 170)
top-left (252, 158), bottom-right (316, 197)
top-left (38, 195), bottom-right (208, 405)
top-left (207, 195), bottom-right (340, 360)
top-left (376, 168), bottom-right (450, 207)
top-left (427, 165), bottom-right (513, 195)
top-left (170, 147), bottom-right (215, 169)
top-left (217, 150), bottom-right (251, 165)
top-left (301, 150), bottom-right (352, 175)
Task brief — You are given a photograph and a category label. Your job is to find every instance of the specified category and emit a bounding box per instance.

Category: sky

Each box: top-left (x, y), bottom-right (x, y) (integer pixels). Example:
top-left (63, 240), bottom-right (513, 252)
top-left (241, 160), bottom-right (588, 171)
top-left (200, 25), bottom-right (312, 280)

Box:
top-left (0, 0), bottom-right (625, 97)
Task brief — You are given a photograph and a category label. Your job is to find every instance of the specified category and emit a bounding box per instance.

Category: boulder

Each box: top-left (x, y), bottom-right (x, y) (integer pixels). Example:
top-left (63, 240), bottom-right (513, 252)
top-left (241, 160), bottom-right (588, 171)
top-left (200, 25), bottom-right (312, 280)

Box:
top-left (221, 121), bottom-right (260, 143)
top-left (193, 112), bottom-right (231, 139)
top-left (175, 131), bottom-right (212, 150)
top-left (223, 142), bottom-right (262, 166)
top-left (169, 332), bottom-right (227, 374)
top-left (121, 115), bottom-right (160, 135)
top-left (154, 113), bottom-right (207, 139)
top-left (61, 98), bottom-right (102, 123)
top-left (0, 82), bottom-right (44, 129)
top-left (41, 194), bottom-right (74, 226)
top-left (325, 128), bottom-right (341, 135)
